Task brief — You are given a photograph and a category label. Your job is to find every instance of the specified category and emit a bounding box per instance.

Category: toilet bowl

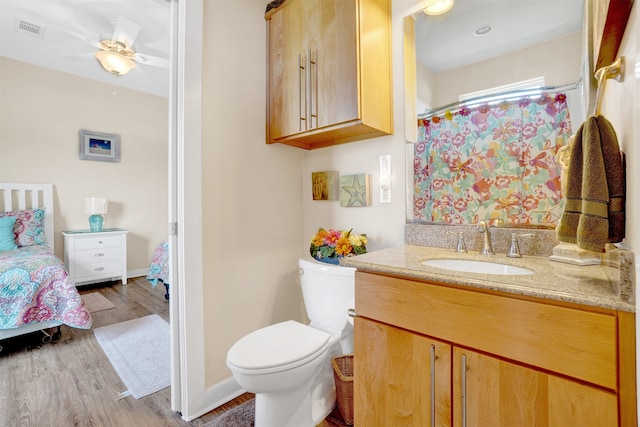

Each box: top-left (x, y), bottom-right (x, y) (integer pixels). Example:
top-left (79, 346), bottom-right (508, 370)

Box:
top-left (226, 257), bottom-right (356, 427)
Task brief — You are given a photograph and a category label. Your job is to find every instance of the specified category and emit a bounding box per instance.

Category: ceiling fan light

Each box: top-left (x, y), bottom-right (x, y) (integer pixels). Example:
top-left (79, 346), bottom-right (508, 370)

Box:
top-left (95, 50), bottom-right (136, 76)
top-left (423, 0), bottom-right (454, 16)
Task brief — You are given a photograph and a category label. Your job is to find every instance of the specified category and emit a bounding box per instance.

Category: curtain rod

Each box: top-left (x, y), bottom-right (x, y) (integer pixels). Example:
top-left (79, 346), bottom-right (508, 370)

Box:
top-left (418, 79), bottom-right (583, 119)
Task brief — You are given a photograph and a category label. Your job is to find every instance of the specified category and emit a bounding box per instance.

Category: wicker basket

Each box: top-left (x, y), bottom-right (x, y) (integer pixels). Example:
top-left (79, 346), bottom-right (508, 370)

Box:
top-left (331, 354), bottom-right (354, 425)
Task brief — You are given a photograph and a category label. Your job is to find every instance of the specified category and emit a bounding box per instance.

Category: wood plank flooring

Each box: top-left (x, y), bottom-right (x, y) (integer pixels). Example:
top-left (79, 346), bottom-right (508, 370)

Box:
top-left (0, 276), bottom-right (350, 426)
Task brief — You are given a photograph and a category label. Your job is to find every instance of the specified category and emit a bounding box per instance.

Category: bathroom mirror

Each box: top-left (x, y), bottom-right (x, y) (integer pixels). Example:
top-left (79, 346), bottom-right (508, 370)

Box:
top-left (404, 0), bottom-right (585, 143)
top-left (403, 0), bottom-right (632, 143)
top-left (404, 0), bottom-right (632, 227)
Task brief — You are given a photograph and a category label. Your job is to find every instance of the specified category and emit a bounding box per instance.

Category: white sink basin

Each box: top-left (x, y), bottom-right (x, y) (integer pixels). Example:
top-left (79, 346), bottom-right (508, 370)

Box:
top-left (421, 259), bottom-right (534, 275)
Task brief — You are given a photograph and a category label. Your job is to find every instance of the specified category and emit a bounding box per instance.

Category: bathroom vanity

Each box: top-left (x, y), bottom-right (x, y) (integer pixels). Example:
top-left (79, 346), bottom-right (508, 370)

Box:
top-left (342, 245), bottom-right (636, 426)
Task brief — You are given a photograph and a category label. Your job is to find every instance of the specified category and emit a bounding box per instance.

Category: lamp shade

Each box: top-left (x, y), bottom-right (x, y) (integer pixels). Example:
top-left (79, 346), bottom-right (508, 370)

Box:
top-left (85, 197), bottom-right (108, 215)
top-left (95, 50), bottom-right (137, 75)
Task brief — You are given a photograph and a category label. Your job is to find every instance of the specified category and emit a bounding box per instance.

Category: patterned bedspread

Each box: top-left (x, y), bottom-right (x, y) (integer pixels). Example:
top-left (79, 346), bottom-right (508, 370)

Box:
top-left (147, 241), bottom-right (170, 288)
top-left (0, 246), bottom-right (92, 330)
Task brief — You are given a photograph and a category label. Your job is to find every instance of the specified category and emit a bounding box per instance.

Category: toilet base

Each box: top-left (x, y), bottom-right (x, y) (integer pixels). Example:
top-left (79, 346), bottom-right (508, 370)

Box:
top-left (253, 367), bottom-right (336, 427)
top-left (255, 387), bottom-right (313, 427)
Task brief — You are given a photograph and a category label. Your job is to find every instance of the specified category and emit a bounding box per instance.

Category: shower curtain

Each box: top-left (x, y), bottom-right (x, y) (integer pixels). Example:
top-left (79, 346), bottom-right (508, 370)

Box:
top-left (413, 93), bottom-right (573, 226)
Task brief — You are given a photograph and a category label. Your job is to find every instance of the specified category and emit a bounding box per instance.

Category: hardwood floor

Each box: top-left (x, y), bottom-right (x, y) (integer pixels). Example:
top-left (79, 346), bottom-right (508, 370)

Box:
top-left (0, 276), bottom-right (351, 426)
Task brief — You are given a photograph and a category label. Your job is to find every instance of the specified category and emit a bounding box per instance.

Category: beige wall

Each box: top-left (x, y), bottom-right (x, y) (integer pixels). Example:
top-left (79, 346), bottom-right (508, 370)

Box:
top-left (420, 32), bottom-right (582, 108)
top-left (0, 57), bottom-right (168, 272)
top-left (201, 0), bottom-right (306, 386)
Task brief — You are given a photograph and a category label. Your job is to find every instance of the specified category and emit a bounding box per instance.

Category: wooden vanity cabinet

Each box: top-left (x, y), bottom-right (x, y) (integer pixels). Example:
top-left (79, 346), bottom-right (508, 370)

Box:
top-left (453, 347), bottom-right (617, 426)
top-left (265, 0), bottom-right (392, 149)
top-left (354, 271), bottom-right (636, 426)
top-left (354, 316), bottom-right (451, 426)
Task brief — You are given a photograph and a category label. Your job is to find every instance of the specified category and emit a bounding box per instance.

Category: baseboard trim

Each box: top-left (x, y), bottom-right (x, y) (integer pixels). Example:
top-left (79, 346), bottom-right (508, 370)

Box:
top-left (127, 268), bottom-right (149, 279)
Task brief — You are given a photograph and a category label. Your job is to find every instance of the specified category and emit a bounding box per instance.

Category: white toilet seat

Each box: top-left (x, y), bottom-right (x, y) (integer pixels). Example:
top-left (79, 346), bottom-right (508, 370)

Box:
top-left (227, 320), bottom-right (330, 375)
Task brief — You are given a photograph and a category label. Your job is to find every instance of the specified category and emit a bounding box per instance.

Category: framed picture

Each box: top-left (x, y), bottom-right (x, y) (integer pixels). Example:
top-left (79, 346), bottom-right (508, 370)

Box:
top-left (79, 129), bottom-right (121, 163)
top-left (340, 174), bottom-right (371, 207)
top-left (311, 171), bottom-right (339, 200)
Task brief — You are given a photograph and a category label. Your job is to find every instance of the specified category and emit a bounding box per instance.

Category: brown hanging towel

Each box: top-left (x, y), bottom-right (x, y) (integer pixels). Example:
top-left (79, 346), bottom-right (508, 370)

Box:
top-left (556, 115), bottom-right (625, 253)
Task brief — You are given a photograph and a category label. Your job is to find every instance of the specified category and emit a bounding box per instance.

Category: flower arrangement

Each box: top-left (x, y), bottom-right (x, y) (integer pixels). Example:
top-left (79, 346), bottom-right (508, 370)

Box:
top-left (309, 228), bottom-right (367, 264)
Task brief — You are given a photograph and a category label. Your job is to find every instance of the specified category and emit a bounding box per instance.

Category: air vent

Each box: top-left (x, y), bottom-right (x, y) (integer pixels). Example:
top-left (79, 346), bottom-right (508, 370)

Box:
top-left (16, 20), bottom-right (45, 38)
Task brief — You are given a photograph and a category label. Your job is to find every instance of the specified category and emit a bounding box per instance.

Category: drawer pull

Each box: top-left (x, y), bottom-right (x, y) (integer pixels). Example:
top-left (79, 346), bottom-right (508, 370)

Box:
top-left (461, 354), bottom-right (467, 427)
top-left (94, 267), bottom-right (105, 272)
top-left (95, 253), bottom-right (105, 257)
top-left (98, 240), bottom-right (103, 244)
top-left (430, 345), bottom-right (436, 427)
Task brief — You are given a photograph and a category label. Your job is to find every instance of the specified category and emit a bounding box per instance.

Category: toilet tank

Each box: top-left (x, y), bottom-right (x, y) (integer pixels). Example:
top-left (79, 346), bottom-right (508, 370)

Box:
top-left (298, 257), bottom-right (356, 333)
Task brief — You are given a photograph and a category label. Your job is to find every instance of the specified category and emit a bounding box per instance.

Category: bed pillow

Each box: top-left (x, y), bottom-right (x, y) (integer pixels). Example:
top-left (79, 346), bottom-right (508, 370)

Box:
top-left (0, 216), bottom-right (18, 251)
top-left (0, 208), bottom-right (46, 247)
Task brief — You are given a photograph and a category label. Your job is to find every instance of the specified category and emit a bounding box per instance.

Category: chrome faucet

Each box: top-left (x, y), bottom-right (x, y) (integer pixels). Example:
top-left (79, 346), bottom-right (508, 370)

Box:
top-left (506, 233), bottom-right (535, 258)
top-left (446, 230), bottom-right (467, 253)
top-left (477, 220), bottom-right (494, 255)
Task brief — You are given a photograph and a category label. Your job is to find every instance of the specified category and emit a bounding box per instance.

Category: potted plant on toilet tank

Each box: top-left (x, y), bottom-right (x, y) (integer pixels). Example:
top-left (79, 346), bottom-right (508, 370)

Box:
top-left (310, 228), bottom-right (367, 265)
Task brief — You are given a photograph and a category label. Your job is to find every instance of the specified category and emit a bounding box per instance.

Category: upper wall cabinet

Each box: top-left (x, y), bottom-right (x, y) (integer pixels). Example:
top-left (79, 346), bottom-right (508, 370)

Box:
top-left (265, 0), bottom-right (393, 150)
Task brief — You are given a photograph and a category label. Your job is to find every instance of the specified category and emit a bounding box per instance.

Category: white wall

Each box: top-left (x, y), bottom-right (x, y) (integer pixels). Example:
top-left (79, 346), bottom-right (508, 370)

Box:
top-left (0, 57), bottom-right (168, 272)
top-left (201, 0), bottom-right (305, 387)
top-left (599, 0), bottom-right (639, 412)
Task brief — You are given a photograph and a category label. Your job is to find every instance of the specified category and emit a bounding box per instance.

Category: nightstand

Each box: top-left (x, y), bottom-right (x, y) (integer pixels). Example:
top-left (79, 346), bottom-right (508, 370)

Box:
top-left (62, 229), bottom-right (128, 287)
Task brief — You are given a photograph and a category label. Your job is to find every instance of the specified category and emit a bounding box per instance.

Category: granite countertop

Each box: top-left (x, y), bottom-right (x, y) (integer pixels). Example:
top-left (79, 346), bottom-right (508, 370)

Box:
top-left (340, 245), bottom-right (635, 313)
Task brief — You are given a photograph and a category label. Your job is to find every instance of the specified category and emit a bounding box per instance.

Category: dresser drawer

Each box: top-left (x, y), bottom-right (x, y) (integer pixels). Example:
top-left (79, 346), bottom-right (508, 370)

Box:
top-left (74, 247), bottom-right (121, 264)
top-left (74, 259), bottom-right (122, 280)
top-left (74, 235), bottom-right (122, 251)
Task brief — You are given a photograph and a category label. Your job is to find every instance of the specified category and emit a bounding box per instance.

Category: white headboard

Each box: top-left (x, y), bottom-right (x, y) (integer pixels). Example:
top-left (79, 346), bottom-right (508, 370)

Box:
top-left (0, 183), bottom-right (55, 252)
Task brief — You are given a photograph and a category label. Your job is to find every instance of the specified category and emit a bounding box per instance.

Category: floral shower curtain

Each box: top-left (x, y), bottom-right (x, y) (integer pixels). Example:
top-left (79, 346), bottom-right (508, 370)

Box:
top-left (413, 93), bottom-right (573, 227)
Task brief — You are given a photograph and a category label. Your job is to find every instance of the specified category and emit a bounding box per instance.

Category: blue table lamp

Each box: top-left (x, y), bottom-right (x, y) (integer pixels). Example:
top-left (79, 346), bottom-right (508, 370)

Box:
top-left (85, 197), bottom-right (108, 232)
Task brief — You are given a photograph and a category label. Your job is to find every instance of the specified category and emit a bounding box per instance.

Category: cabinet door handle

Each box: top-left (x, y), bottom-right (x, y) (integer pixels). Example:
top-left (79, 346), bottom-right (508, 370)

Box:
top-left (298, 53), bottom-right (307, 131)
top-left (95, 253), bottom-right (105, 257)
top-left (430, 344), bottom-right (436, 427)
top-left (309, 48), bottom-right (317, 129)
top-left (461, 354), bottom-right (467, 427)
top-left (98, 240), bottom-right (103, 244)
top-left (94, 267), bottom-right (104, 272)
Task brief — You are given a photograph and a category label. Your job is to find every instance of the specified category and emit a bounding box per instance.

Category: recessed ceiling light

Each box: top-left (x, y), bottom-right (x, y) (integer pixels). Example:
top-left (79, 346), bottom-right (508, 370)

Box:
top-left (474, 25), bottom-right (493, 36)
top-left (423, 0), bottom-right (454, 16)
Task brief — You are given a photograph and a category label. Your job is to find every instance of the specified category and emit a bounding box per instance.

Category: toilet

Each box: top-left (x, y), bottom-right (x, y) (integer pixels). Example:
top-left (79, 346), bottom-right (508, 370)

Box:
top-left (226, 257), bottom-right (356, 427)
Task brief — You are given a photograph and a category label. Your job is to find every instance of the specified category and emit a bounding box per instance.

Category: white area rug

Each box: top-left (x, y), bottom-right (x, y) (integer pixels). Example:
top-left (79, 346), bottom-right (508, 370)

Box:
top-left (94, 314), bottom-right (170, 399)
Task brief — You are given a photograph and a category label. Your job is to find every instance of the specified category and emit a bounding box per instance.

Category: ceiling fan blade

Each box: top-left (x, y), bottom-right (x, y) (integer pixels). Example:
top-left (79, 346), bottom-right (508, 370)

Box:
top-left (112, 16), bottom-right (141, 48)
top-left (58, 52), bottom-right (97, 62)
top-left (134, 53), bottom-right (169, 69)
top-left (131, 63), bottom-right (155, 82)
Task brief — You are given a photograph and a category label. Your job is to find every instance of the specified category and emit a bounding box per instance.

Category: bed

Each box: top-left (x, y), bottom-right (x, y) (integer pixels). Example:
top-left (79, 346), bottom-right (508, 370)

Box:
top-left (0, 183), bottom-right (92, 351)
top-left (147, 241), bottom-right (170, 299)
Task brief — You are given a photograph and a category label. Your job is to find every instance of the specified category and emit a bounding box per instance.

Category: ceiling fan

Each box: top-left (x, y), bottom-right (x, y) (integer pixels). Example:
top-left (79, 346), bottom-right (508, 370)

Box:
top-left (74, 15), bottom-right (168, 76)
top-left (18, 9), bottom-right (169, 77)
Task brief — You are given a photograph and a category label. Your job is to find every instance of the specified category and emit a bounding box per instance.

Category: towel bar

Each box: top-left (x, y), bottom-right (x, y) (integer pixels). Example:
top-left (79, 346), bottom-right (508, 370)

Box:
top-left (594, 56), bottom-right (624, 116)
